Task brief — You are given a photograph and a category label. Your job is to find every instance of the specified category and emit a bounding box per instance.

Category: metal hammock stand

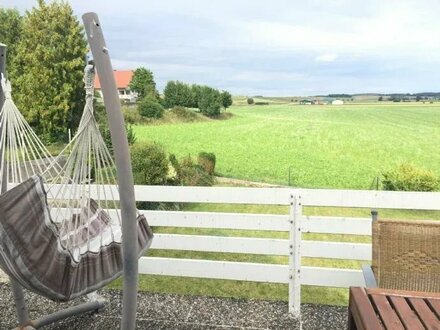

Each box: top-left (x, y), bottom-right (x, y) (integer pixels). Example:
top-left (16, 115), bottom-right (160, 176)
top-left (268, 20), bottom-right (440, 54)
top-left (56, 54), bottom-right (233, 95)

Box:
top-left (0, 12), bottom-right (142, 329)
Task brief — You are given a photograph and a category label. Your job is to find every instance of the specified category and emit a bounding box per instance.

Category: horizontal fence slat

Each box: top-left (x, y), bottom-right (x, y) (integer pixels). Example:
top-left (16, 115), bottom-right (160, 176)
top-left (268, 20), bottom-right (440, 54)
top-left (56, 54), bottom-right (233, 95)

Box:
top-left (300, 189), bottom-right (440, 210)
top-left (51, 208), bottom-right (372, 236)
top-left (151, 234), bottom-right (371, 260)
top-left (139, 257), bottom-right (366, 287)
top-left (151, 234), bottom-right (288, 255)
top-left (44, 184), bottom-right (120, 201)
top-left (151, 234), bottom-right (289, 255)
top-left (301, 267), bottom-right (365, 287)
top-left (143, 211), bottom-right (289, 231)
top-left (139, 257), bottom-right (287, 283)
top-left (303, 241), bottom-right (371, 260)
top-left (41, 184), bottom-right (440, 210)
top-left (134, 186), bottom-right (291, 205)
top-left (302, 216), bottom-right (371, 235)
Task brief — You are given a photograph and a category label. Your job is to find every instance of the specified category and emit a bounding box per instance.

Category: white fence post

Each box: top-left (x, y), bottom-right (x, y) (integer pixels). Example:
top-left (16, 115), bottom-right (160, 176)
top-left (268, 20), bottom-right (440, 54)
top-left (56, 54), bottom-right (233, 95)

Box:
top-left (288, 192), bottom-right (302, 318)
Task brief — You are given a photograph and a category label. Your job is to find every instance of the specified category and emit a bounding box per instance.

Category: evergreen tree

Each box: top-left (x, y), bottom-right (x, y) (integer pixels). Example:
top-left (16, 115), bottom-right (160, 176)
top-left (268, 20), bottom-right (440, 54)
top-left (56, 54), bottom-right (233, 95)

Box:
top-left (0, 8), bottom-right (23, 79)
top-left (163, 80), bottom-right (193, 108)
top-left (11, 0), bottom-right (87, 143)
top-left (220, 90), bottom-right (233, 110)
top-left (198, 86), bottom-right (221, 116)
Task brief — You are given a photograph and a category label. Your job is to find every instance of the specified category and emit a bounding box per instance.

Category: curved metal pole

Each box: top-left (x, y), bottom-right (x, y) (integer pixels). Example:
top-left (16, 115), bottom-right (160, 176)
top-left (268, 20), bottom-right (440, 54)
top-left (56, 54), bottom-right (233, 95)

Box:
top-left (0, 43), bottom-right (32, 328)
top-left (31, 299), bottom-right (105, 329)
top-left (82, 13), bottom-right (139, 330)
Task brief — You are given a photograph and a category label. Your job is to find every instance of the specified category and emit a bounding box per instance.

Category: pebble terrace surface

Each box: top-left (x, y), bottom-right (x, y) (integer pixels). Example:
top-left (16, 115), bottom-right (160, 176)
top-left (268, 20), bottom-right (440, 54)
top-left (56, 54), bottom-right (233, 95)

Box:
top-left (0, 284), bottom-right (348, 329)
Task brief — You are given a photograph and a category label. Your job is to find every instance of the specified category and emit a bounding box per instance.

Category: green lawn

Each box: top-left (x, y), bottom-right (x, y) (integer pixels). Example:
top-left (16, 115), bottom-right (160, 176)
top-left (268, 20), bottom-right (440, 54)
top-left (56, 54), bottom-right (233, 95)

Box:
top-left (112, 203), bottom-right (439, 306)
top-left (120, 102), bottom-right (440, 305)
top-left (133, 102), bottom-right (440, 189)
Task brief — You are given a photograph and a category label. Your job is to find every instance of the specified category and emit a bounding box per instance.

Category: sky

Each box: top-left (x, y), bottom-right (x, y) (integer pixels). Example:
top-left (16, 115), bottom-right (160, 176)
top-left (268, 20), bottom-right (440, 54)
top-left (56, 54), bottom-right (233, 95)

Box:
top-left (2, 0), bottom-right (440, 96)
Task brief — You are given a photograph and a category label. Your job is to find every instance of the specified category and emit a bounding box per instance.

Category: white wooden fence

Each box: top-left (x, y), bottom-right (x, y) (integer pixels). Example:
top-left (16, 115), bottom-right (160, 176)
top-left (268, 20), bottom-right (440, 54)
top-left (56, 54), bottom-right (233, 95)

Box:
top-left (128, 185), bottom-right (440, 317)
top-left (40, 184), bottom-right (440, 317)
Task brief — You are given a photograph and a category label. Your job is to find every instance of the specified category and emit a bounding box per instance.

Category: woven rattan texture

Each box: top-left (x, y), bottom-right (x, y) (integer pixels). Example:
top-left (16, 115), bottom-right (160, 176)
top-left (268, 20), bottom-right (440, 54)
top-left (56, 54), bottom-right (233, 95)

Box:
top-left (372, 219), bottom-right (440, 292)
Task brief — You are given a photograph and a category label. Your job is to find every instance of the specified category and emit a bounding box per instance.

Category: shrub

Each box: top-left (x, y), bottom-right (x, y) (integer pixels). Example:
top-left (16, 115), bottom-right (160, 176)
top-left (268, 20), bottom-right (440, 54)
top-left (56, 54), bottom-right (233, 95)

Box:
top-left (382, 163), bottom-right (438, 192)
top-left (198, 152), bottom-right (216, 175)
top-left (123, 106), bottom-right (143, 124)
top-left (126, 125), bottom-right (137, 146)
top-left (178, 156), bottom-right (214, 186)
top-left (130, 142), bottom-right (169, 185)
top-left (138, 97), bottom-right (164, 119)
top-left (247, 97), bottom-right (254, 105)
top-left (95, 101), bottom-right (136, 153)
top-left (169, 154), bottom-right (215, 186)
top-left (255, 102), bottom-right (269, 105)
top-left (169, 106), bottom-right (198, 121)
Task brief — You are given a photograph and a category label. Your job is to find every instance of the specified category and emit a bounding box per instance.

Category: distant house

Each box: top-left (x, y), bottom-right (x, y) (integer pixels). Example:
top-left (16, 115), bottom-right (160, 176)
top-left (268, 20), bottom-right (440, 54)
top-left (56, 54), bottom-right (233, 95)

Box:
top-left (299, 99), bottom-right (313, 105)
top-left (331, 99), bottom-right (344, 105)
top-left (94, 70), bottom-right (138, 102)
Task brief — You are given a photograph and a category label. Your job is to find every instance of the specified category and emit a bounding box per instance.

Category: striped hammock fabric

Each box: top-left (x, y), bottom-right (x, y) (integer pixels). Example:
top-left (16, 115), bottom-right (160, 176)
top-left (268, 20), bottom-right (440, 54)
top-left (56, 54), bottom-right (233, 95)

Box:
top-left (0, 175), bottom-right (153, 301)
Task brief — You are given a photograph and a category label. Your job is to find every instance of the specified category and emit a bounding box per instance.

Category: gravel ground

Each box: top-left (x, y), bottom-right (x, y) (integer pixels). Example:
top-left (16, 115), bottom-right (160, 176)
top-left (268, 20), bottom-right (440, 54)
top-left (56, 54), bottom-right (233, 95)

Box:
top-left (0, 283), bottom-right (348, 329)
top-left (0, 270), bottom-right (8, 283)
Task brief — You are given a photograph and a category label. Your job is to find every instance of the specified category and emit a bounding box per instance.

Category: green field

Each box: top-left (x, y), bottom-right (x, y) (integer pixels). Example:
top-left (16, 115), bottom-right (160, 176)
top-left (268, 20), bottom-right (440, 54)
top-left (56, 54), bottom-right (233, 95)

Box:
top-left (126, 102), bottom-right (440, 306)
top-left (134, 102), bottom-right (440, 189)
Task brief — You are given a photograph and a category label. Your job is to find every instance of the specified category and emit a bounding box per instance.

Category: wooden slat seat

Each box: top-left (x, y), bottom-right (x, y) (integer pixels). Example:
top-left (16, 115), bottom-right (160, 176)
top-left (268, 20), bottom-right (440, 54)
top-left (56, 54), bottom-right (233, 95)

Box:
top-left (348, 287), bottom-right (440, 330)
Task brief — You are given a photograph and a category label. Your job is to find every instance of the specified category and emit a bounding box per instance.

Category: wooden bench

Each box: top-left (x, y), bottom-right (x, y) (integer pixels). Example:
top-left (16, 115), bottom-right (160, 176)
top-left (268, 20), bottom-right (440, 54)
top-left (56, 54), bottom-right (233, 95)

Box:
top-left (348, 287), bottom-right (440, 330)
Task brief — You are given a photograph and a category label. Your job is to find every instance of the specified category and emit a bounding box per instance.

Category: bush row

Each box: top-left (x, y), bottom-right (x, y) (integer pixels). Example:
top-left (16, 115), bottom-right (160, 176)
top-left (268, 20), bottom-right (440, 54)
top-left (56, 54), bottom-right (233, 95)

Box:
top-left (131, 142), bottom-right (217, 187)
top-left (163, 81), bottom-right (232, 117)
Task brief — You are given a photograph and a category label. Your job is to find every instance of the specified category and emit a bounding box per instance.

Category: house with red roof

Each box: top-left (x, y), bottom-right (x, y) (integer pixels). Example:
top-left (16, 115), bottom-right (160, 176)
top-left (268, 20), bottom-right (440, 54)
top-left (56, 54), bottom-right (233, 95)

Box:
top-left (94, 70), bottom-right (138, 102)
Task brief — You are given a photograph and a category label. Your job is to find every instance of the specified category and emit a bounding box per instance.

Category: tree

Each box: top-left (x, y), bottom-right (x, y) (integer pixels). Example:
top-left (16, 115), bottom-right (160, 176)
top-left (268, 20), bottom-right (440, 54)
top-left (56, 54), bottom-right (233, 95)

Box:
top-left (221, 91), bottom-right (233, 110)
top-left (163, 80), bottom-right (193, 108)
top-left (198, 86), bottom-right (221, 116)
top-left (378, 96), bottom-right (383, 101)
top-left (0, 8), bottom-right (23, 80)
top-left (129, 67), bottom-right (158, 99)
top-left (11, 0), bottom-right (87, 143)
top-left (247, 97), bottom-right (254, 105)
top-left (190, 84), bottom-right (203, 108)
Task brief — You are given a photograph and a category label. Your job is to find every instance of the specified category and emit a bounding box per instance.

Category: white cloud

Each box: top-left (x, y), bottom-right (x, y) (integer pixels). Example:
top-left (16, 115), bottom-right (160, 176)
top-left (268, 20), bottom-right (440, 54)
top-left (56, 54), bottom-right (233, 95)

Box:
top-left (232, 70), bottom-right (305, 82)
top-left (4, 0), bottom-right (440, 95)
top-left (315, 53), bottom-right (338, 62)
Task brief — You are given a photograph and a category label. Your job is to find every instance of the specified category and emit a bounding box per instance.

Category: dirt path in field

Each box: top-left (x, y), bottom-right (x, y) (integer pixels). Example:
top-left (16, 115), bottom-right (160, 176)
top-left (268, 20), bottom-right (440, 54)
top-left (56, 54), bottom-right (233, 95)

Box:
top-left (215, 176), bottom-right (286, 188)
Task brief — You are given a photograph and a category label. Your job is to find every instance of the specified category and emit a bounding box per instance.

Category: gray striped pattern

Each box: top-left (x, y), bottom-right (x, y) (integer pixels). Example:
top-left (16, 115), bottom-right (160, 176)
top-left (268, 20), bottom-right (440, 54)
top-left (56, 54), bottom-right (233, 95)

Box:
top-left (0, 175), bottom-right (153, 301)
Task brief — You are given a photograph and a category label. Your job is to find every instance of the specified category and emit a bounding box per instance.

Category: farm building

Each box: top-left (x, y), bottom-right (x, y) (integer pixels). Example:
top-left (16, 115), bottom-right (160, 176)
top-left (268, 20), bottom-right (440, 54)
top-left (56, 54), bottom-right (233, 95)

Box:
top-left (331, 99), bottom-right (344, 105)
top-left (94, 70), bottom-right (138, 102)
top-left (299, 99), bottom-right (313, 105)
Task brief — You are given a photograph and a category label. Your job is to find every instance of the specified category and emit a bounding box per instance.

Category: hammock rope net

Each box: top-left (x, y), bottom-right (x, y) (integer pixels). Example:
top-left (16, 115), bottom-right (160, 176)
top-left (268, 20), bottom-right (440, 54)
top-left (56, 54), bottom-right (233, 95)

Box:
top-left (0, 63), bottom-right (153, 301)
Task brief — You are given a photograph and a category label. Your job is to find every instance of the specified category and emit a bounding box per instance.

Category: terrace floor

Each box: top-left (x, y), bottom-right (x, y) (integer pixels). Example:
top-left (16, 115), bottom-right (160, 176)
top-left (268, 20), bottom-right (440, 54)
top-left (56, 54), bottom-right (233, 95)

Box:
top-left (0, 283), bottom-right (348, 329)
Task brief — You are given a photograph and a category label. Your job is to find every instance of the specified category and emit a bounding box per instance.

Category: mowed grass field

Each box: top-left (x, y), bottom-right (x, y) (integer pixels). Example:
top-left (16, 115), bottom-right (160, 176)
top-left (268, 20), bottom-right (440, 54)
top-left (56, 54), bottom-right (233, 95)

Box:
top-left (122, 102), bottom-right (440, 306)
top-left (134, 102), bottom-right (440, 189)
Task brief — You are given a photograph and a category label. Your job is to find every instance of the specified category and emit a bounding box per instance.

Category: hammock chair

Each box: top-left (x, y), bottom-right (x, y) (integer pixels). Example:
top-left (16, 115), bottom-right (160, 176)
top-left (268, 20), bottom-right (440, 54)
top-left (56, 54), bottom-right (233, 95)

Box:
top-left (0, 61), bottom-right (153, 302)
top-left (0, 14), bottom-right (152, 329)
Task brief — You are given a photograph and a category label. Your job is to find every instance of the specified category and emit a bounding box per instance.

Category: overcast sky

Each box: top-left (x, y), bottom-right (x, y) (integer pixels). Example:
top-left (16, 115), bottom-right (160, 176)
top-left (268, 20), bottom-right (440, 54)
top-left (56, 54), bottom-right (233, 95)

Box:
top-left (2, 0), bottom-right (440, 96)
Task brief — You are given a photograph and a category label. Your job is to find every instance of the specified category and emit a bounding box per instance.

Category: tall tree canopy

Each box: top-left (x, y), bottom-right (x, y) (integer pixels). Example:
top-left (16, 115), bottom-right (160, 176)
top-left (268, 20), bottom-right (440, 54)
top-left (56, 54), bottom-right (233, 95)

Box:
top-left (11, 0), bottom-right (87, 142)
top-left (198, 86), bottom-right (221, 117)
top-left (0, 8), bottom-right (23, 79)
top-left (129, 67), bottom-right (158, 99)
top-left (163, 80), bottom-right (194, 108)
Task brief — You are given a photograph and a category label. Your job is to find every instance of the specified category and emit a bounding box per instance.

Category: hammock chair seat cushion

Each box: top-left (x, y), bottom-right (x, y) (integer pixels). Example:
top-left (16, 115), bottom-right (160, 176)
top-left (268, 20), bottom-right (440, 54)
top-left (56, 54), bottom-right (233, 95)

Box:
top-left (0, 175), bottom-right (153, 301)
